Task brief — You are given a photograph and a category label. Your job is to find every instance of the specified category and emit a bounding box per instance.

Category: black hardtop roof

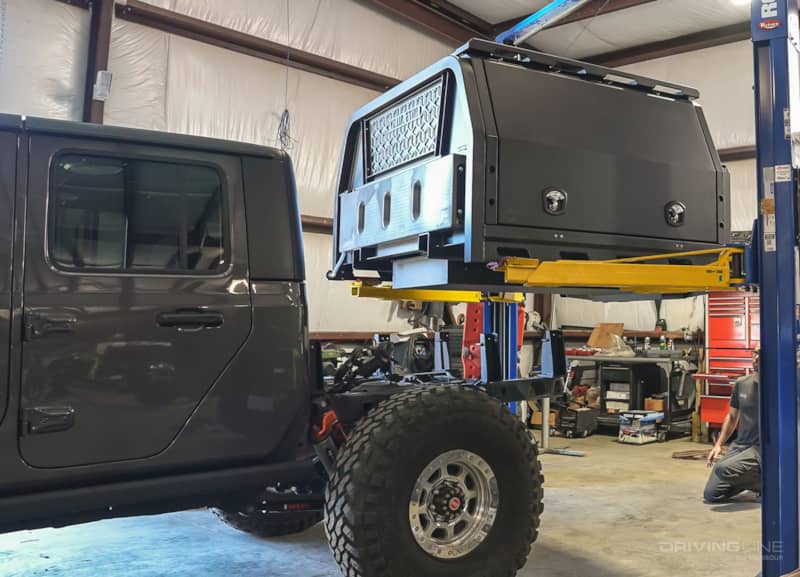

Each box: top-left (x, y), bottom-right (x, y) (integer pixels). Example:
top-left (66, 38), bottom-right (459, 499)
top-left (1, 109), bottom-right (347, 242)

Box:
top-left (0, 114), bottom-right (285, 159)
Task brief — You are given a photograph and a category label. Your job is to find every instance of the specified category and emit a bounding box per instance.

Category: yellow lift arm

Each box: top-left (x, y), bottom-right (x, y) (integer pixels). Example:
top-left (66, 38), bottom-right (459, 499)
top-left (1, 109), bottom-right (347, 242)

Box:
top-left (351, 284), bottom-right (524, 304)
top-left (497, 247), bottom-right (746, 295)
top-left (351, 247), bottom-right (746, 302)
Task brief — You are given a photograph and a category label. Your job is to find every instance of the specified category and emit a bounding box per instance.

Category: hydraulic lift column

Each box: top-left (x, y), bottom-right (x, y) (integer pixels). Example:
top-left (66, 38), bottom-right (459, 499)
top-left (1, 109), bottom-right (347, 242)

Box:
top-left (751, 1), bottom-right (800, 575)
top-left (482, 300), bottom-right (520, 416)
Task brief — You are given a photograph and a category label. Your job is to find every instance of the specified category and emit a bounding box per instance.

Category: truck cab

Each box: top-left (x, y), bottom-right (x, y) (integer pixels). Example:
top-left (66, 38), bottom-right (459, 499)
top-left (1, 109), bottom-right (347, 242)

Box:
top-left (0, 114), bottom-right (315, 532)
top-left (0, 109), bottom-right (556, 577)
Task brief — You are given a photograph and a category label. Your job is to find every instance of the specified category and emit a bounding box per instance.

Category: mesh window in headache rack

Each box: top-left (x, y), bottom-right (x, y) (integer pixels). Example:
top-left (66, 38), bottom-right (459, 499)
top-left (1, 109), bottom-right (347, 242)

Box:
top-left (365, 77), bottom-right (444, 179)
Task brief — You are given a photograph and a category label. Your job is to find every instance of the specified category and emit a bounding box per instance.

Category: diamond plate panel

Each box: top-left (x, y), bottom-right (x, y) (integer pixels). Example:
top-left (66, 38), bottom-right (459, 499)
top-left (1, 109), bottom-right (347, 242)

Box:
top-left (366, 78), bottom-right (444, 178)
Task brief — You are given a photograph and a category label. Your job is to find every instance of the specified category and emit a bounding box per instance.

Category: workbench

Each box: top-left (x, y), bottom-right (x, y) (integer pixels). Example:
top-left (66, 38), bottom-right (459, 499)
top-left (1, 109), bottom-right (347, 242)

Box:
top-left (566, 354), bottom-right (697, 434)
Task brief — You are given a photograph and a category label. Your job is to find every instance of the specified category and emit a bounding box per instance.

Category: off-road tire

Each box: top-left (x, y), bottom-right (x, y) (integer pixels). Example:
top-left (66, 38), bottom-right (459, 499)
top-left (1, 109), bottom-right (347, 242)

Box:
top-left (213, 508), bottom-right (323, 538)
top-left (325, 385), bottom-right (543, 577)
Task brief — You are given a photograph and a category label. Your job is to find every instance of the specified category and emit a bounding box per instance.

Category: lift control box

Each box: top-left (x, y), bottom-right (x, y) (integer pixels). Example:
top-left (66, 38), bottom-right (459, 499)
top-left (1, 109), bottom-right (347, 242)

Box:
top-left (330, 40), bottom-right (730, 290)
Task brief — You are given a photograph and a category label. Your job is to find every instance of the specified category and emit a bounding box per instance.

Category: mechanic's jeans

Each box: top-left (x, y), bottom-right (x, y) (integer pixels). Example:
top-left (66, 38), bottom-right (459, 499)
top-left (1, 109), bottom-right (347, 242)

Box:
top-left (704, 442), bottom-right (761, 503)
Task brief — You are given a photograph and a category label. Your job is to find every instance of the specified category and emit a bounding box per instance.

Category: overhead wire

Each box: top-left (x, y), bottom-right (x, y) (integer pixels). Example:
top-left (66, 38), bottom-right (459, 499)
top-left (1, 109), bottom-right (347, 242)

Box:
top-left (278, 0), bottom-right (295, 150)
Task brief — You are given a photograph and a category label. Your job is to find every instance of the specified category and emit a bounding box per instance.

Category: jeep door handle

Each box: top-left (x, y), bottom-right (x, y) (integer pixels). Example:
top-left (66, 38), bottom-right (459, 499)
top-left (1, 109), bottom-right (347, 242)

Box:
top-left (24, 313), bottom-right (77, 341)
top-left (24, 406), bottom-right (76, 435)
top-left (157, 309), bottom-right (224, 329)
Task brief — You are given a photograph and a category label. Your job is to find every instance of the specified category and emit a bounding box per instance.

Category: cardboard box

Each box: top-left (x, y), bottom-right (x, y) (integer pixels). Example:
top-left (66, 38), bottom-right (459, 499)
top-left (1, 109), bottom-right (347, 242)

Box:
top-left (569, 397), bottom-right (586, 410)
top-left (606, 400), bottom-right (630, 413)
top-left (531, 410), bottom-right (559, 427)
top-left (587, 323), bottom-right (625, 349)
top-left (645, 398), bottom-right (665, 413)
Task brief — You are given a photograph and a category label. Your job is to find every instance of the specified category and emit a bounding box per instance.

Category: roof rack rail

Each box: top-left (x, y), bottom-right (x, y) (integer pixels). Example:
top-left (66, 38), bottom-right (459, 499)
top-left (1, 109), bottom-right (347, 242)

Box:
top-left (459, 39), bottom-right (699, 101)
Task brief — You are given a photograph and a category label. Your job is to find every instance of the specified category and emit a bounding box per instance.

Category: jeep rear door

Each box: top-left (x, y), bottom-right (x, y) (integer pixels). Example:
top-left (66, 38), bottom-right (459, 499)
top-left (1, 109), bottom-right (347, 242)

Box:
top-left (19, 133), bottom-right (252, 468)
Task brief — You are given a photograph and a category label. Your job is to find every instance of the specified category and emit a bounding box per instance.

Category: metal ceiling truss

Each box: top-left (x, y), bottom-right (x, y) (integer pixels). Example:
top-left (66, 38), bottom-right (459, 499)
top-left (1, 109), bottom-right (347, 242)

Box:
top-left (589, 21), bottom-right (752, 67)
top-left (366, 0), bottom-right (492, 43)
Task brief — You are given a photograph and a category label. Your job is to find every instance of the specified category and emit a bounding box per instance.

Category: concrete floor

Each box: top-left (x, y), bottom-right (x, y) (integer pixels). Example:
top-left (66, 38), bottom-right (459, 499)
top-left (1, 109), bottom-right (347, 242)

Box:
top-left (0, 434), bottom-right (761, 577)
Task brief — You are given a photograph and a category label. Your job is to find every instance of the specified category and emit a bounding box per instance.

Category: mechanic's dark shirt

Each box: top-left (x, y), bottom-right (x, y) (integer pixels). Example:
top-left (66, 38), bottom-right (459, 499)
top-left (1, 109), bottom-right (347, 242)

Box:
top-left (730, 374), bottom-right (759, 448)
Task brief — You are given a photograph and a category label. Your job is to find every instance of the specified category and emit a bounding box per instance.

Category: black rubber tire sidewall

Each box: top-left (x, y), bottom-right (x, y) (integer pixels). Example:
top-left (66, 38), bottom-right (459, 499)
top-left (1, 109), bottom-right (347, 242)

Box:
top-left (387, 411), bottom-right (538, 576)
top-left (325, 386), bottom-right (542, 577)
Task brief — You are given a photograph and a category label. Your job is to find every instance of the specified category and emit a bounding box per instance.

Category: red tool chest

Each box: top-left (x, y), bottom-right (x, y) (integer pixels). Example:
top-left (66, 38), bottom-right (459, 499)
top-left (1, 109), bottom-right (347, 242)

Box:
top-left (700, 291), bottom-right (759, 429)
top-left (707, 293), bottom-right (759, 349)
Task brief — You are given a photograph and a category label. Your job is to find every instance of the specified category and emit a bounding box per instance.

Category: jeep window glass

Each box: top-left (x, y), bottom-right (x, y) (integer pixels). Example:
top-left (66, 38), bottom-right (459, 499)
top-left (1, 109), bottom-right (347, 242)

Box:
top-left (51, 156), bottom-right (126, 269)
top-left (51, 155), bottom-right (225, 274)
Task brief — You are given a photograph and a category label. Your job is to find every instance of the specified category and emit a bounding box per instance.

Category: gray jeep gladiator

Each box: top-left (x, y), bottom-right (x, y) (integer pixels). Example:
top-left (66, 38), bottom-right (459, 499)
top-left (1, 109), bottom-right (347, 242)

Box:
top-left (0, 39), bottom-right (728, 577)
top-left (0, 109), bottom-right (560, 577)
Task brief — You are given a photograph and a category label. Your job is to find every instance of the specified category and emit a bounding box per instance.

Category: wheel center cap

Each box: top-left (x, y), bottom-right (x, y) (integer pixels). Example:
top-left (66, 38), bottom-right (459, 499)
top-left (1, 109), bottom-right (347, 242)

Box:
top-left (448, 497), bottom-right (462, 511)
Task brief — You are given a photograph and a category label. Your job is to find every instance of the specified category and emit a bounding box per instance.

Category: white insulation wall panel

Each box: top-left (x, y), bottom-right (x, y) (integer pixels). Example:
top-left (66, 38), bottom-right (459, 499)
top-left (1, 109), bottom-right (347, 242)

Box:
top-left (140, 0), bottom-right (454, 80)
top-left (0, 0), bottom-right (89, 120)
top-left (619, 41), bottom-right (755, 151)
top-left (727, 159), bottom-right (757, 232)
top-left (533, 0), bottom-right (748, 60)
top-left (106, 26), bottom-right (379, 218)
top-left (660, 296), bottom-right (706, 333)
top-left (104, 20), bottom-right (168, 131)
top-left (304, 233), bottom-right (410, 332)
top-left (552, 295), bottom-right (704, 333)
top-left (164, 35), bottom-right (380, 217)
top-left (552, 297), bottom-right (657, 332)
top-left (450, 0), bottom-right (549, 25)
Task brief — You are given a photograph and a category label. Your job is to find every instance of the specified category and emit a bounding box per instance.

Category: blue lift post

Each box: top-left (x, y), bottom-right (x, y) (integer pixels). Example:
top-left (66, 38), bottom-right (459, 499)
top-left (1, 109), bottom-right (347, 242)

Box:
top-left (507, 302), bottom-right (519, 415)
top-left (752, 1), bottom-right (800, 575)
top-left (482, 300), bottom-right (519, 415)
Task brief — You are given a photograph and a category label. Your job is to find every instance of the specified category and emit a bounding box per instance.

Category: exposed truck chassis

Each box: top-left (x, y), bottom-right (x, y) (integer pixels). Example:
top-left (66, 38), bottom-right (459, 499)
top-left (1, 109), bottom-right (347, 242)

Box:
top-left (310, 329), bottom-right (566, 481)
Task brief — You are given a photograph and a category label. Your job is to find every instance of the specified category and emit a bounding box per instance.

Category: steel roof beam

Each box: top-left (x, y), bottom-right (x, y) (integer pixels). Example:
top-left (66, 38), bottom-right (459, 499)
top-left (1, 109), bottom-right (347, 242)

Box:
top-left (366, 0), bottom-right (492, 44)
